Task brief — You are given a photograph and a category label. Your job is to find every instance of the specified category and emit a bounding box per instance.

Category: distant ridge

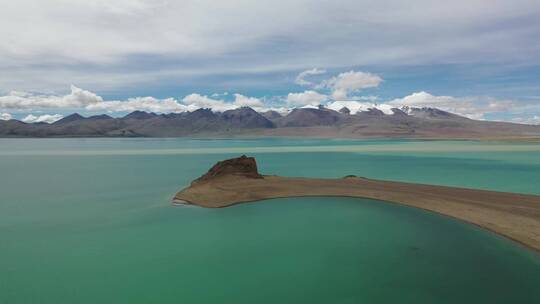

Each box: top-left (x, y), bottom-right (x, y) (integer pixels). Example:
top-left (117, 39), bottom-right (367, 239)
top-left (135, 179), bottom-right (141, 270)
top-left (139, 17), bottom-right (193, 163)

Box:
top-left (276, 108), bottom-right (341, 127)
top-left (1, 106), bottom-right (539, 139)
top-left (221, 107), bottom-right (274, 129)
top-left (53, 113), bottom-right (85, 125)
top-left (87, 114), bottom-right (113, 120)
top-left (123, 111), bottom-right (158, 120)
top-left (261, 110), bottom-right (282, 121)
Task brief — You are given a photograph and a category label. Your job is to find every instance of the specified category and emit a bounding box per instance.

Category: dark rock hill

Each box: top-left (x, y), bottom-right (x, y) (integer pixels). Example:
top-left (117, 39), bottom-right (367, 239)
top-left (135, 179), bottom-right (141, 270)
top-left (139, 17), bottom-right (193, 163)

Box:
top-left (53, 113), bottom-right (85, 125)
top-left (261, 110), bottom-right (282, 121)
top-left (339, 107), bottom-right (351, 114)
top-left (221, 107), bottom-right (275, 128)
top-left (123, 111), bottom-right (158, 120)
top-left (193, 155), bottom-right (262, 184)
top-left (276, 108), bottom-right (343, 127)
top-left (87, 114), bottom-right (113, 120)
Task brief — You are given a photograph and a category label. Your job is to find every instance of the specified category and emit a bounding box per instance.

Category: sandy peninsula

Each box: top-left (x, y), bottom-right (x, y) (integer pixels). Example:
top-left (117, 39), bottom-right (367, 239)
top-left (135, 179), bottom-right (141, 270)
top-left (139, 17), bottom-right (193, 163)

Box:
top-left (174, 155), bottom-right (540, 252)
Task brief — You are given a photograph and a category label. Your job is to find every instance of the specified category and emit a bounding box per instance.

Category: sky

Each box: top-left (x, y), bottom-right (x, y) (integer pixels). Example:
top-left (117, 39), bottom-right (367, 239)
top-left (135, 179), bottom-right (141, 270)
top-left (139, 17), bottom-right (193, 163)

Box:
top-left (1, 0), bottom-right (540, 124)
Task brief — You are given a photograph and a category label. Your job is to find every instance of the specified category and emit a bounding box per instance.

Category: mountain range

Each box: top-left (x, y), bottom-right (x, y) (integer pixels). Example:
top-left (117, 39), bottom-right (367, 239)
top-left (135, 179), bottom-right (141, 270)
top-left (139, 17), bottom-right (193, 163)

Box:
top-left (1, 106), bottom-right (539, 139)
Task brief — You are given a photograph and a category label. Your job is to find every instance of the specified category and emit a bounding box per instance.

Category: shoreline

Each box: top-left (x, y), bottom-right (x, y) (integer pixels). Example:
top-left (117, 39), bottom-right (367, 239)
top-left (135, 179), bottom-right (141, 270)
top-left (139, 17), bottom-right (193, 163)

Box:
top-left (175, 174), bottom-right (540, 252)
top-left (2, 134), bottom-right (540, 142)
top-left (176, 193), bottom-right (540, 254)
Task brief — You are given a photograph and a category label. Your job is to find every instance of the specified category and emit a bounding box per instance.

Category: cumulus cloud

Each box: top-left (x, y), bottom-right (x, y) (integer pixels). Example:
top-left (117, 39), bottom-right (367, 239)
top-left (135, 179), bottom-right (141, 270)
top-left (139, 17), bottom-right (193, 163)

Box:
top-left (0, 85), bottom-right (102, 110)
top-left (0, 112), bottom-right (12, 120)
top-left (86, 97), bottom-right (187, 113)
top-left (181, 94), bottom-right (238, 112)
top-left (295, 68), bottom-right (326, 86)
top-left (318, 71), bottom-right (383, 100)
top-left (233, 94), bottom-right (264, 108)
top-left (286, 90), bottom-right (328, 106)
top-left (0, 84), bottom-right (189, 114)
top-left (86, 93), bottom-right (266, 114)
top-left (387, 91), bottom-right (514, 119)
top-left (0, 85), bottom-right (273, 114)
top-left (22, 114), bottom-right (63, 124)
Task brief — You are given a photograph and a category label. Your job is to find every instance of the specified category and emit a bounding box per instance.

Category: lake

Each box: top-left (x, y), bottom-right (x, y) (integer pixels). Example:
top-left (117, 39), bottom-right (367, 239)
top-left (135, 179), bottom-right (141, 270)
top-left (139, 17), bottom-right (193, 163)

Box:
top-left (1, 138), bottom-right (539, 303)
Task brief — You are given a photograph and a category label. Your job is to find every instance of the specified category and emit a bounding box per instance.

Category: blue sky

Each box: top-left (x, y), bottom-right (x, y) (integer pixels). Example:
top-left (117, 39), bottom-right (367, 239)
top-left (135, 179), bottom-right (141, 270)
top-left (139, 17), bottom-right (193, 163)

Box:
top-left (1, 0), bottom-right (539, 124)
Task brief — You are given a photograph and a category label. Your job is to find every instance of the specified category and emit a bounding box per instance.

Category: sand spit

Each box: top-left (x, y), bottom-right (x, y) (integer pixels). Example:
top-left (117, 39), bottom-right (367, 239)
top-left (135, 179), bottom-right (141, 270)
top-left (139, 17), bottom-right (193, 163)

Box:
top-left (174, 156), bottom-right (540, 252)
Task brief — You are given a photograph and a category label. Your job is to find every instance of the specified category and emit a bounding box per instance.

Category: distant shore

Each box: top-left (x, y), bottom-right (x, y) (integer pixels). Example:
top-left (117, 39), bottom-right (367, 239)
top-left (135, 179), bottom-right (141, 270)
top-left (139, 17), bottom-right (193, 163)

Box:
top-left (2, 131), bottom-right (540, 142)
top-left (175, 157), bottom-right (540, 252)
top-left (3, 107), bottom-right (540, 139)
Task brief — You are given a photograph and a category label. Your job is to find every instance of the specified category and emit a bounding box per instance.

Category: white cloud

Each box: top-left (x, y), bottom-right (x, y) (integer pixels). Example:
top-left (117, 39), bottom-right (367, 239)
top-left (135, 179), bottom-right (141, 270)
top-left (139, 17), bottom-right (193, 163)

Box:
top-left (181, 93), bottom-right (272, 112)
top-left (295, 68), bottom-right (326, 86)
top-left (22, 114), bottom-right (63, 124)
top-left (88, 93), bottom-right (267, 113)
top-left (86, 97), bottom-right (187, 113)
top-left (353, 95), bottom-right (379, 102)
top-left (1, 83), bottom-right (533, 124)
top-left (0, 85), bottom-right (187, 114)
top-left (181, 94), bottom-right (237, 112)
top-left (286, 90), bottom-right (328, 106)
top-left (0, 84), bottom-right (276, 114)
top-left (0, 112), bottom-right (12, 120)
top-left (511, 116), bottom-right (540, 125)
top-left (0, 1), bottom-right (539, 91)
top-left (233, 94), bottom-right (264, 108)
top-left (65, 85), bottom-right (104, 106)
top-left (387, 91), bottom-right (515, 119)
top-left (0, 85), bottom-right (102, 110)
top-left (319, 71), bottom-right (383, 99)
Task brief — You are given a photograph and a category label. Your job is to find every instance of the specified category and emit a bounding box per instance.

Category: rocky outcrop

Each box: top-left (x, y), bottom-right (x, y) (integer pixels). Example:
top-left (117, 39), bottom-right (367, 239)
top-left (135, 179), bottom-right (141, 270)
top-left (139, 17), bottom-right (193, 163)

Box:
top-left (339, 107), bottom-right (351, 114)
top-left (193, 155), bottom-right (263, 184)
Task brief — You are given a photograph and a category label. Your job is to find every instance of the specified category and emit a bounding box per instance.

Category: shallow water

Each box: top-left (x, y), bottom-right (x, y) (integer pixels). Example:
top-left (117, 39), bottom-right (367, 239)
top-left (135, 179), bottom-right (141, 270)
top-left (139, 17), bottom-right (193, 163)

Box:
top-left (1, 138), bottom-right (539, 303)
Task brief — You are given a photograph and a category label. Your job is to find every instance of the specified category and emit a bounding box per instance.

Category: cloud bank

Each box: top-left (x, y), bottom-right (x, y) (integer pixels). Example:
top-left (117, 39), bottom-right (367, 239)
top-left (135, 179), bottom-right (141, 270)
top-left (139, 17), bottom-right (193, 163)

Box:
top-left (0, 85), bottom-right (102, 110)
top-left (319, 71), bottom-right (383, 100)
top-left (0, 68), bottom-right (533, 123)
top-left (286, 90), bottom-right (328, 106)
top-left (0, 112), bottom-right (12, 120)
top-left (387, 91), bottom-right (515, 119)
top-left (1, 0), bottom-right (539, 92)
top-left (22, 114), bottom-right (64, 124)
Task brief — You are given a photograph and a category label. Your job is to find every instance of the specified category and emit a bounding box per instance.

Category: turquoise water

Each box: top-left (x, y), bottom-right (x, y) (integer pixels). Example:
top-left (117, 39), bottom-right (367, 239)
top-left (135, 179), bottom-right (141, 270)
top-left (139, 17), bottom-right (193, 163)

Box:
top-left (1, 138), bottom-right (539, 303)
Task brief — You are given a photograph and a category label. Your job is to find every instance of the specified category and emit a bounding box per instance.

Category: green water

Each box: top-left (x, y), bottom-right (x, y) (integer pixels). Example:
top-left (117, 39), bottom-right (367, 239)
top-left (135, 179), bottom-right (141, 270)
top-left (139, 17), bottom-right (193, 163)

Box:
top-left (1, 138), bottom-right (539, 303)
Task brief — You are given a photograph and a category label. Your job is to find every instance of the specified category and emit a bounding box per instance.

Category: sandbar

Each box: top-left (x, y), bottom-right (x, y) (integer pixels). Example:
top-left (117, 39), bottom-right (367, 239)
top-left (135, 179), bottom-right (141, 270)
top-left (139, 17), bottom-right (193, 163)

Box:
top-left (174, 156), bottom-right (540, 252)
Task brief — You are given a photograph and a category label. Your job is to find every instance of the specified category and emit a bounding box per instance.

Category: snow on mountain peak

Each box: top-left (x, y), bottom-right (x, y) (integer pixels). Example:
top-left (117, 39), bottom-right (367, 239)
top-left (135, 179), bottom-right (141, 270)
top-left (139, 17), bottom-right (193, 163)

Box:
top-left (327, 101), bottom-right (395, 115)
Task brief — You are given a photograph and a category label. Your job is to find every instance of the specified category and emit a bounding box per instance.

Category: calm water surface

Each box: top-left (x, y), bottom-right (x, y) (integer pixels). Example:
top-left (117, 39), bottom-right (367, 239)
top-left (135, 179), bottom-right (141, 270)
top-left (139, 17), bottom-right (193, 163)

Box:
top-left (1, 138), bottom-right (539, 303)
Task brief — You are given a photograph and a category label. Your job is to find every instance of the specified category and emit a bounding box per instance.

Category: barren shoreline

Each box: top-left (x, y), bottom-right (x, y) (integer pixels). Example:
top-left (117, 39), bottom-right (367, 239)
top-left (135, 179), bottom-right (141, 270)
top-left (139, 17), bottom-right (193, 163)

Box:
top-left (175, 170), bottom-right (540, 252)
